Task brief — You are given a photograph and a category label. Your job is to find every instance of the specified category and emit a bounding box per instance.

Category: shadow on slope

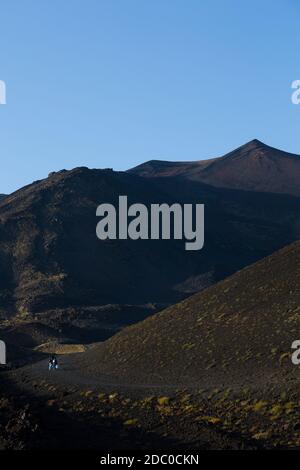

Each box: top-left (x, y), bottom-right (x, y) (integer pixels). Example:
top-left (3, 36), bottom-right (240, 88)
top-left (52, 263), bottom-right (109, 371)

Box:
top-left (72, 240), bottom-right (300, 391)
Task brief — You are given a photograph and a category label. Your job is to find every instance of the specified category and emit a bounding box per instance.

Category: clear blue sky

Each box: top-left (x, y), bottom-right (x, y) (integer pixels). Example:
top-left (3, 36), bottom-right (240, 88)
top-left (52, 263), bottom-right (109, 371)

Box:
top-left (0, 0), bottom-right (300, 193)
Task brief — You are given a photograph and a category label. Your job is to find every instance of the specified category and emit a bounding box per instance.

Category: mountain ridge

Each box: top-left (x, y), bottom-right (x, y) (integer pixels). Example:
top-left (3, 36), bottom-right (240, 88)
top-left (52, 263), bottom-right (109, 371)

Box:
top-left (129, 140), bottom-right (300, 196)
top-left (1, 164), bottom-right (300, 318)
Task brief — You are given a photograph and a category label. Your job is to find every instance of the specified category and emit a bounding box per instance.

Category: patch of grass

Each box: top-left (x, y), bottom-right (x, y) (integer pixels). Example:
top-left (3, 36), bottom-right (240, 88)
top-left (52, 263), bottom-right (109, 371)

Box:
top-left (157, 396), bottom-right (170, 406)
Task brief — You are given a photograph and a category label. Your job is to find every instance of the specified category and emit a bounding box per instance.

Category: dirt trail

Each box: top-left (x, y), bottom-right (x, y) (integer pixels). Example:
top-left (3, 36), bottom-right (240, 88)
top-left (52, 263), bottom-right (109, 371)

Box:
top-left (4, 355), bottom-right (300, 449)
top-left (7, 353), bottom-right (291, 402)
top-left (2, 357), bottom-right (258, 450)
top-left (7, 356), bottom-right (201, 398)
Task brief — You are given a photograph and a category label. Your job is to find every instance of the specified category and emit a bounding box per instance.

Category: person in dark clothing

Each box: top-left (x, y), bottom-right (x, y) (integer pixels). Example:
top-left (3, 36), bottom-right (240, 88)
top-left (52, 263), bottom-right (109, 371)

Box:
top-left (48, 354), bottom-right (58, 371)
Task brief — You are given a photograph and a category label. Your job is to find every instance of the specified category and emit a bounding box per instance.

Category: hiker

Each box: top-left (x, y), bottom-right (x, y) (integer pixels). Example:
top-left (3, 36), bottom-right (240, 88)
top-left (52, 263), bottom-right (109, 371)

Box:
top-left (48, 355), bottom-right (58, 371)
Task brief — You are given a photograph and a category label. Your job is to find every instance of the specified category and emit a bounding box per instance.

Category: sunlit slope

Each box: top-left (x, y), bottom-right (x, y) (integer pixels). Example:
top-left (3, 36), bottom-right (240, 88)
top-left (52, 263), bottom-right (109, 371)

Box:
top-left (130, 140), bottom-right (300, 197)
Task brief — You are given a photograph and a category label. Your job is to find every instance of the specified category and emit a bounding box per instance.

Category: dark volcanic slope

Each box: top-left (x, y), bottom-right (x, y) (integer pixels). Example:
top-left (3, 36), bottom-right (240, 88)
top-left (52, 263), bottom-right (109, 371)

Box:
top-left (75, 240), bottom-right (300, 388)
top-left (129, 140), bottom-right (300, 197)
top-left (0, 168), bottom-right (183, 315)
top-left (0, 166), bottom-right (300, 318)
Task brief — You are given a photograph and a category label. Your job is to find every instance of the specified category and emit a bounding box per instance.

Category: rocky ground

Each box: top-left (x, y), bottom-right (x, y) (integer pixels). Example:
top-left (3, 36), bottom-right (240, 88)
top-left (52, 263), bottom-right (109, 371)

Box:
top-left (0, 369), bottom-right (255, 450)
top-left (3, 240), bottom-right (300, 450)
top-left (2, 356), bottom-right (300, 450)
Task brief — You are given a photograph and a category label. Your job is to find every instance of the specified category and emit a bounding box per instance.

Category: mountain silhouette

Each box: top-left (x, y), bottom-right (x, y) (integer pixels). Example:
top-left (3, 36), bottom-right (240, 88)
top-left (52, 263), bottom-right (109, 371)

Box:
top-left (129, 140), bottom-right (300, 197)
top-left (0, 141), bottom-right (300, 322)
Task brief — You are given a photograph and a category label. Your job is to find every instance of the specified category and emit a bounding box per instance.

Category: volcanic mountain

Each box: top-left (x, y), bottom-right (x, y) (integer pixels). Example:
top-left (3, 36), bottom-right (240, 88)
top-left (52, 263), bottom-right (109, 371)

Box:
top-left (1, 165), bottom-right (300, 321)
top-left (74, 239), bottom-right (300, 390)
top-left (129, 140), bottom-right (300, 197)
